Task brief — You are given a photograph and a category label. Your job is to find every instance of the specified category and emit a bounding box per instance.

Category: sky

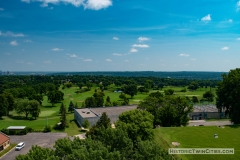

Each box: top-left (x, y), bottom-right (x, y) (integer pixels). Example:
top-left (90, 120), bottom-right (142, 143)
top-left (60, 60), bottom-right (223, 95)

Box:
top-left (0, 0), bottom-right (240, 72)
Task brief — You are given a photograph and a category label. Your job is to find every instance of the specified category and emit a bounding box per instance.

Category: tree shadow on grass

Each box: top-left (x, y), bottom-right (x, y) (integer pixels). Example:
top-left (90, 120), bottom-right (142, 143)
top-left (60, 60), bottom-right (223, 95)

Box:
top-left (227, 124), bottom-right (240, 129)
top-left (0, 117), bottom-right (4, 120)
top-left (42, 105), bottom-right (55, 108)
top-left (7, 115), bottom-right (35, 121)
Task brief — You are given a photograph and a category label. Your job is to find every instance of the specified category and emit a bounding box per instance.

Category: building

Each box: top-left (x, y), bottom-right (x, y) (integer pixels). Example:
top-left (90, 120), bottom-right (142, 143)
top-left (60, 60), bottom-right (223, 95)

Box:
top-left (0, 132), bottom-right (10, 152)
top-left (189, 105), bottom-right (225, 120)
top-left (74, 105), bottom-right (137, 126)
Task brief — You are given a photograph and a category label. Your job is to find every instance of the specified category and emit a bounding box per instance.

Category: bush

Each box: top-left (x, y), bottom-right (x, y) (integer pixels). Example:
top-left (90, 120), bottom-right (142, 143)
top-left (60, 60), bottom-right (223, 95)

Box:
top-left (112, 101), bottom-right (120, 106)
top-left (82, 120), bottom-right (90, 128)
top-left (43, 126), bottom-right (51, 132)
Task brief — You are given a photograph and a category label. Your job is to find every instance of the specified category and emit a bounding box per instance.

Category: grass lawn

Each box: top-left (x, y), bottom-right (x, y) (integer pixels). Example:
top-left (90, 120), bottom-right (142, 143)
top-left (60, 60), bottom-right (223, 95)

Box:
top-left (155, 125), bottom-right (240, 160)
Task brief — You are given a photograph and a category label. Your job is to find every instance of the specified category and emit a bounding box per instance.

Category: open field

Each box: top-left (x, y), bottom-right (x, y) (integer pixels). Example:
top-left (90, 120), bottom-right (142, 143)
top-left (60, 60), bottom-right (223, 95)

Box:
top-left (155, 125), bottom-right (240, 160)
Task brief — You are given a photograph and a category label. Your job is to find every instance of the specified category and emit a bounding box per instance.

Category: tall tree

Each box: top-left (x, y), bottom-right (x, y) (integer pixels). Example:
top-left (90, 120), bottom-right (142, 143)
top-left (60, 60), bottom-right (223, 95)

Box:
top-left (116, 109), bottom-right (154, 142)
top-left (29, 100), bottom-right (41, 119)
top-left (59, 103), bottom-right (67, 129)
top-left (47, 90), bottom-right (64, 106)
top-left (14, 99), bottom-right (31, 118)
top-left (0, 94), bottom-right (8, 118)
top-left (2, 92), bottom-right (14, 115)
top-left (203, 90), bottom-right (215, 102)
top-left (68, 101), bottom-right (74, 113)
top-left (124, 84), bottom-right (138, 98)
top-left (216, 68), bottom-right (240, 123)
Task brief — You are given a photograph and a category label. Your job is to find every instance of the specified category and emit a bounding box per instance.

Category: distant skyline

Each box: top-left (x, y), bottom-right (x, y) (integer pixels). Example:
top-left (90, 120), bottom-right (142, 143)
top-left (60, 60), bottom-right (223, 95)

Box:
top-left (0, 0), bottom-right (240, 72)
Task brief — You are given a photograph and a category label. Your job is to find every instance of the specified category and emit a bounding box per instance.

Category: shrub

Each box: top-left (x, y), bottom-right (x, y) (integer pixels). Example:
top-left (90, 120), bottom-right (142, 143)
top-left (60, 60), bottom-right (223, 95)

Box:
top-left (82, 120), bottom-right (90, 128)
top-left (43, 126), bottom-right (51, 132)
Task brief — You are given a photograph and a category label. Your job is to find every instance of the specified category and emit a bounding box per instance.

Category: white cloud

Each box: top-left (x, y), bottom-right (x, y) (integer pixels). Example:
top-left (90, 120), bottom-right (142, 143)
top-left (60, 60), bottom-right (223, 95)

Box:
top-left (21, 0), bottom-right (30, 3)
top-left (0, 31), bottom-right (25, 37)
top-left (113, 37), bottom-right (119, 40)
top-left (201, 14), bottom-right (211, 21)
top-left (106, 59), bottom-right (112, 62)
top-left (21, 0), bottom-right (112, 10)
top-left (237, 38), bottom-right (240, 40)
top-left (0, 8), bottom-right (4, 11)
top-left (70, 54), bottom-right (77, 58)
top-left (24, 40), bottom-right (32, 43)
top-left (179, 54), bottom-right (189, 57)
top-left (52, 48), bottom-right (62, 51)
top-left (221, 46), bottom-right (229, 50)
top-left (130, 48), bottom-right (138, 53)
top-left (191, 58), bottom-right (196, 61)
top-left (43, 60), bottom-right (52, 64)
top-left (237, 0), bottom-right (240, 7)
top-left (228, 19), bottom-right (233, 23)
top-left (10, 41), bottom-right (18, 46)
top-left (84, 0), bottom-right (112, 10)
top-left (112, 53), bottom-right (122, 56)
top-left (83, 59), bottom-right (92, 62)
top-left (16, 60), bottom-right (24, 63)
top-left (138, 37), bottom-right (150, 42)
top-left (132, 44), bottom-right (149, 48)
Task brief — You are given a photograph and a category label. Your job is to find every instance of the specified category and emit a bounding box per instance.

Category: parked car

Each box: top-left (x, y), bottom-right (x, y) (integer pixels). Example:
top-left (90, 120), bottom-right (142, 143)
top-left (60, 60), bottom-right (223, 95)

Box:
top-left (15, 142), bottom-right (25, 151)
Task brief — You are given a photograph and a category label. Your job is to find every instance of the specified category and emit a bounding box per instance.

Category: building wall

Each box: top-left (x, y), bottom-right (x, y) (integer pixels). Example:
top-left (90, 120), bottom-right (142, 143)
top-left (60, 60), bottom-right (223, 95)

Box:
top-left (0, 140), bottom-right (10, 152)
top-left (74, 109), bottom-right (121, 126)
top-left (189, 112), bottom-right (224, 120)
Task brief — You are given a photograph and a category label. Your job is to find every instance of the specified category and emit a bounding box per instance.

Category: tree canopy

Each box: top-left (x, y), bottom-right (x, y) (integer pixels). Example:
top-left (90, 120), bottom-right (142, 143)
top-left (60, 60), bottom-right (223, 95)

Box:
top-left (216, 68), bottom-right (240, 124)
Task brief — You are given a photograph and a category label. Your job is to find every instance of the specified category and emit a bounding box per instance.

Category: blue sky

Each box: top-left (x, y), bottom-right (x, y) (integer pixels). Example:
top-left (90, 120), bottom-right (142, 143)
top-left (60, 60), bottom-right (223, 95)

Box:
top-left (0, 0), bottom-right (240, 72)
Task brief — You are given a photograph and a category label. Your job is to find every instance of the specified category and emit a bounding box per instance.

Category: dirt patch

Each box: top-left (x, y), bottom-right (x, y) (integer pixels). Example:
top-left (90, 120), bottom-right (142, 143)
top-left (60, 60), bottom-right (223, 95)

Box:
top-left (66, 94), bottom-right (71, 96)
top-left (70, 98), bottom-right (74, 100)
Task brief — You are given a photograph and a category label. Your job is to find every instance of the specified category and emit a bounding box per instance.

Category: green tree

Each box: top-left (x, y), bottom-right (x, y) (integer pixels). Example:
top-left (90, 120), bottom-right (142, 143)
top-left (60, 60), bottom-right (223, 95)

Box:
top-left (68, 101), bottom-right (74, 113)
top-left (192, 96), bottom-right (199, 103)
top-left (0, 94), bottom-right (8, 118)
top-left (15, 145), bottom-right (58, 160)
top-left (2, 92), bottom-right (14, 115)
top-left (216, 68), bottom-right (240, 124)
top-left (85, 97), bottom-right (96, 107)
top-left (82, 120), bottom-right (90, 128)
top-left (188, 81), bottom-right (199, 90)
top-left (203, 90), bottom-right (215, 102)
top-left (29, 94), bottom-right (43, 105)
top-left (105, 96), bottom-right (112, 107)
top-left (124, 84), bottom-right (138, 98)
top-left (164, 89), bottom-right (174, 95)
top-left (14, 99), bottom-right (31, 118)
top-left (116, 109), bottom-right (154, 142)
top-left (29, 100), bottom-right (41, 119)
top-left (47, 90), bottom-right (64, 106)
top-left (59, 103), bottom-right (67, 129)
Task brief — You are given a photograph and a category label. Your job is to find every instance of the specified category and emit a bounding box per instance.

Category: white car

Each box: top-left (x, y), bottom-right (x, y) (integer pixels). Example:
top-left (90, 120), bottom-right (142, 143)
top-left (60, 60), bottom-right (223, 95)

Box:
top-left (15, 142), bottom-right (25, 151)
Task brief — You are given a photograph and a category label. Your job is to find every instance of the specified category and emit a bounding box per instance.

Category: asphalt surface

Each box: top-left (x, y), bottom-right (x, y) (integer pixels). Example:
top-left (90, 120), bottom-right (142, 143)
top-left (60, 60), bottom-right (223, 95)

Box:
top-left (0, 133), bottom-right (67, 160)
top-left (188, 120), bottom-right (232, 126)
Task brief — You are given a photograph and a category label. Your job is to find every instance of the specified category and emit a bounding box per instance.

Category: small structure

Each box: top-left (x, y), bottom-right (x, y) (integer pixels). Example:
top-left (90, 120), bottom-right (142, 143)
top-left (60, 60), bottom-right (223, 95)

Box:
top-left (7, 126), bottom-right (26, 130)
top-left (0, 132), bottom-right (10, 152)
top-left (214, 134), bottom-right (218, 138)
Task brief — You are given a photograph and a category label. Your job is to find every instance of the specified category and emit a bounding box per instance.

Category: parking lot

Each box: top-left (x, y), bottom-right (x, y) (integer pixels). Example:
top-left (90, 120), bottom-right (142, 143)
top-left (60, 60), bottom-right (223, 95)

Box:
top-left (0, 133), bottom-right (67, 160)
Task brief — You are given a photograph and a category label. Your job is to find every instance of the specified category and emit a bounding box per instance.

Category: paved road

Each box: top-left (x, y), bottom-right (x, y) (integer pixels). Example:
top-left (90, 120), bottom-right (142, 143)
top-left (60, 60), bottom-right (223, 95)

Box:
top-left (188, 120), bottom-right (232, 126)
top-left (0, 133), bottom-right (67, 160)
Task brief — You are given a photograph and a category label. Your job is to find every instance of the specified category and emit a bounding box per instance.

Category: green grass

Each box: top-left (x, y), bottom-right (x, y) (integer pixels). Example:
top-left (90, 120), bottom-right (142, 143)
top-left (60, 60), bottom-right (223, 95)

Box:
top-left (0, 144), bottom-right (17, 158)
top-left (154, 125), bottom-right (240, 160)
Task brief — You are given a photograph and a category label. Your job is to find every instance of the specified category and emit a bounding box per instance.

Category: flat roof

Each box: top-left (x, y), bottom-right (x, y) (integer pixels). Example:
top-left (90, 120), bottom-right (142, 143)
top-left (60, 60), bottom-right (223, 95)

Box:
top-left (75, 105), bottom-right (137, 118)
top-left (75, 109), bottom-right (97, 118)
top-left (7, 126), bottom-right (26, 130)
top-left (91, 105), bottom-right (137, 116)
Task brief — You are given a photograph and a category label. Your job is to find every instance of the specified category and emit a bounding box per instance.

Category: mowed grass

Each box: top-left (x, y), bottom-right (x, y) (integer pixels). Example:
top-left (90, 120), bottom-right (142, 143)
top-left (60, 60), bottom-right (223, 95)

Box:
top-left (155, 126), bottom-right (240, 160)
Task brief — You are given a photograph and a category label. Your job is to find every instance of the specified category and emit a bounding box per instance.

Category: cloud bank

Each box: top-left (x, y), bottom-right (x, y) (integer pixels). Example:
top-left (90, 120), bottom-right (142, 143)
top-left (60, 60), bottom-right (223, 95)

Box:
top-left (21, 0), bottom-right (112, 10)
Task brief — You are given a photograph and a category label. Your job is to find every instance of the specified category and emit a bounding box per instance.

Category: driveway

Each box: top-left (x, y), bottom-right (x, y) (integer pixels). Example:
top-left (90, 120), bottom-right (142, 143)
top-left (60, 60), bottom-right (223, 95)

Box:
top-left (188, 120), bottom-right (232, 126)
top-left (0, 132), bottom-right (67, 160)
